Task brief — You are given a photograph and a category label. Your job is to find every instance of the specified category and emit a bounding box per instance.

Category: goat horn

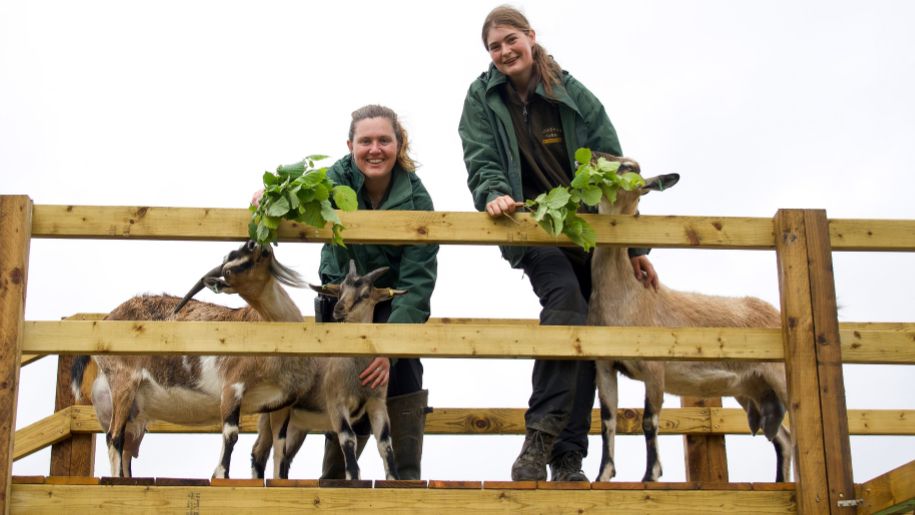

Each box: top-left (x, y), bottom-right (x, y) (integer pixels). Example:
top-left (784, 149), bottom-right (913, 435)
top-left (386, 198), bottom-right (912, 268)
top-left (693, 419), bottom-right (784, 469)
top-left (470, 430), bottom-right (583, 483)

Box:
top-left (173, 264), bottom-right (224, 314)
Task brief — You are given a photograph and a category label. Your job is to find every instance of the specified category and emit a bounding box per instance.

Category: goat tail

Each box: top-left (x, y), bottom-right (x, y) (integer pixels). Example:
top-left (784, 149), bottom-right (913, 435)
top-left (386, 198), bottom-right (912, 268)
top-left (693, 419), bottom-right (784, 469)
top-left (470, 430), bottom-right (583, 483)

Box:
top-left (70, 355), bottom-right (96, 404)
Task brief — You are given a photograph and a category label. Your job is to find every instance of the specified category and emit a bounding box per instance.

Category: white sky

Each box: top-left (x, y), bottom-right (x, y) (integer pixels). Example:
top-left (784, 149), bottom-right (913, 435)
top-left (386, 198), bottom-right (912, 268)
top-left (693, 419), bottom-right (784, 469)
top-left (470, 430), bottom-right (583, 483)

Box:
top-left (3, 0), bottom-right (913, 483)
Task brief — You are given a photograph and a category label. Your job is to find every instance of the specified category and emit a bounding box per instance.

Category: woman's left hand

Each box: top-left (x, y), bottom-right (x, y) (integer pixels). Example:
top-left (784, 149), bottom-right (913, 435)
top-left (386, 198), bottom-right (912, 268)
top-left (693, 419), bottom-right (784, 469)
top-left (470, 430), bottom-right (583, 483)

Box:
top-left (630, 255), bottom-right (659, 291)
top-left (359, 357), bottom-right (391, 389)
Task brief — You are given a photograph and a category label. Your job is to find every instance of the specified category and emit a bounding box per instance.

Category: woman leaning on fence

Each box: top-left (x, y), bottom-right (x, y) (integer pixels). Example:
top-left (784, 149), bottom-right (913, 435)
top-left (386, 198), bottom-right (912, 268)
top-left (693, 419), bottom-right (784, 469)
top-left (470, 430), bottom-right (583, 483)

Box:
top-left (458, 5), bottom-right (658, 482)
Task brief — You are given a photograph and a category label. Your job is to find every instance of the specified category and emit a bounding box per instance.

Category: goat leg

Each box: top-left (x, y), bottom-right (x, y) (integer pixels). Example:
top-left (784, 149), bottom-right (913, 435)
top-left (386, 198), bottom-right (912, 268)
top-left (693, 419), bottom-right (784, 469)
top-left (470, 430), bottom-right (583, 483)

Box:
top-left (332, 411), bottom-right (361, 480)
top-left (595, 361), bottom-right (618, 482)
top-left (213, 387), bottom-right (243, 479)
top-left (366, 397), bottom-right (398, 480)
top-left (250, 413), bottom-right (273, 479)
top-left (641, 365), bottom-right (665, 482)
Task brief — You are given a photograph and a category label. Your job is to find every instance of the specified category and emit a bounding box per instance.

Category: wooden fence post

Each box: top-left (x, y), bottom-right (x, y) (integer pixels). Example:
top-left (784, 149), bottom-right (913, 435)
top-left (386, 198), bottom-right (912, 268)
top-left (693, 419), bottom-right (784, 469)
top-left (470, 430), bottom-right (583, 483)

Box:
top-left (774, 209), bottom-right (856, 514)
top-left (0, 196), bottom-right (33, 515)
top-left (681, 396), bottom-right (729, 482)
top-left (50, 355), bottom-right (95, 476)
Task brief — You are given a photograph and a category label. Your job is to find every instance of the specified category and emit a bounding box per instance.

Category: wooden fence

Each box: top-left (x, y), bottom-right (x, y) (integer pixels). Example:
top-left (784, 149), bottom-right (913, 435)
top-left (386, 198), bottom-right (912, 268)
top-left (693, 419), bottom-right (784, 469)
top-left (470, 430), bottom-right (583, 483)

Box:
top-left (1, 197), bottom-right (913, 514)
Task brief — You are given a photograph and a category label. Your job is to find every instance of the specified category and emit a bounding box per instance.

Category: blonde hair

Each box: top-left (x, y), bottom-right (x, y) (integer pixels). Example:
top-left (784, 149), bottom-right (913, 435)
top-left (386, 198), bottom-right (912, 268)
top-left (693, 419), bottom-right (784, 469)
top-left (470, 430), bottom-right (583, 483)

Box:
top-left (481, 5), bottom-right (563, 97)
top-left (349, 104), bottom-right (416, 172)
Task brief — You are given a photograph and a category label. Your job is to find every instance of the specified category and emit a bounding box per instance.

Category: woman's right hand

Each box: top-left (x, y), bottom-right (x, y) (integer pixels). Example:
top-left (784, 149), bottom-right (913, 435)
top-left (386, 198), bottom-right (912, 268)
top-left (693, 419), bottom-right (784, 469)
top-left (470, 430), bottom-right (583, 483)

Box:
top-left (486, 194), bottom-right (522, 217)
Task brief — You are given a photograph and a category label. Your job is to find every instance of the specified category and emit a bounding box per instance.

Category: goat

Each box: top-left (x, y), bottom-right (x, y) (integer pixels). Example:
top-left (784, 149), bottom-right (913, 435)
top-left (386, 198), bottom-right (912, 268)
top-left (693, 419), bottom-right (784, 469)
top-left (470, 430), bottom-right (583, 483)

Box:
top-left (248, 261), bottom-right (405, 479)
top-left (72, 241), bottom-right (399, 480)
top-left (70, 294), bottom-right (261, 474)
top-left (587, 157), bottom-right (792, 483)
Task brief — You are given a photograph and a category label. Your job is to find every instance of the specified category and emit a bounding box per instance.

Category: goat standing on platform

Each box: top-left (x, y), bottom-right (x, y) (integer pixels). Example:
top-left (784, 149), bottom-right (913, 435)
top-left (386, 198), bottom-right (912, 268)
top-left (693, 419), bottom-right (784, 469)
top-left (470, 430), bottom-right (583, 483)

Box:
top-left (73, 241), bottom-right (400, 480)
top-left (587, 158), bottom-right (792, 483)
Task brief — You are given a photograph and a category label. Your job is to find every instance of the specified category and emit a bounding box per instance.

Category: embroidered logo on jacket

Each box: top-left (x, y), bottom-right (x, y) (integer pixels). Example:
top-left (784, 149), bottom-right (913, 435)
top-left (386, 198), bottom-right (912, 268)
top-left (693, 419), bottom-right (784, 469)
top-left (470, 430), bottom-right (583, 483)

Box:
top-left (542, 127), bottom-right (563, 145)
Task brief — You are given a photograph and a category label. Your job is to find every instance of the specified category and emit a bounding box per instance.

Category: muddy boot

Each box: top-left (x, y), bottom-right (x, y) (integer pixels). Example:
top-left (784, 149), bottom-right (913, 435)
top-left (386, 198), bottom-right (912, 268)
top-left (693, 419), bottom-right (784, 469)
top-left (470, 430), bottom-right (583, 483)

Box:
top-left (549, 450), bottom-right (588, 481)
top-left (388, 389), bottom-right (430, 480)
top-left (511, 429), bottom-right (555, 481)
top-left (320, 432), bottom-right (369, 479)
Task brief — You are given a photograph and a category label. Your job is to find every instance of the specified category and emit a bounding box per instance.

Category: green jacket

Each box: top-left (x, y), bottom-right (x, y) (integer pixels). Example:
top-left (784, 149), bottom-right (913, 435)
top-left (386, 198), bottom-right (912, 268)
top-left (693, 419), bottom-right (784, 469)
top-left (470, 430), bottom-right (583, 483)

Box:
top-left (458, 64), bottom-right (624, 267)
top-left (319, 154), bottom-right (438, 324)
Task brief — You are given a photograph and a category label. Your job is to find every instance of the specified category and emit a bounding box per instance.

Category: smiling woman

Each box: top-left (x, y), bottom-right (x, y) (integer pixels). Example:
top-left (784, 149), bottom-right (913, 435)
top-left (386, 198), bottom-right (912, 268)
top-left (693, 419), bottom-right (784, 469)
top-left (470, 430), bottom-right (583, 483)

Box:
top-left (458, 5), bottom-right (660, 483)
top-left (315, 104), bottom-right (438, 481)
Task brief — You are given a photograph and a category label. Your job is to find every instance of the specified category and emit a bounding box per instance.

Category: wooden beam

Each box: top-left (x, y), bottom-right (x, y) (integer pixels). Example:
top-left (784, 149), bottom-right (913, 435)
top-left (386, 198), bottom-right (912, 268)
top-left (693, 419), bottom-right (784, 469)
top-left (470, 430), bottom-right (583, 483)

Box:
top-left (856, 459), bottom-right (915, 515)
top-left (26, 317), bottom-right (914, 364)
top-left (23, 320), bottom-right (785, 360)
top-left (829, 218), bottom-right (915, 251)
top-left (775, 209), bottom-right (830, 515)
top-left (681, 397), bottom-right (729, 482)
top-left (30, 205), bottom-right (776, 248)
top-left (64, 405), bottom-right (915, 436)
top-left (775, 209), bottom-right (855, 515)
top-left (50, 356), bottom-right (94, 476)
top-left (29, 205), bottom-right (915, 251)
top-left (9, 483), bottom-right (798, 514)
top-left (804, 210), bottom-right (855, 512)
top-left (839, 323), bottom-right (915, 364)
top-left (12, 409), bottom-right (72, 461)
top-left (0, 195), bottom-right (32, 515)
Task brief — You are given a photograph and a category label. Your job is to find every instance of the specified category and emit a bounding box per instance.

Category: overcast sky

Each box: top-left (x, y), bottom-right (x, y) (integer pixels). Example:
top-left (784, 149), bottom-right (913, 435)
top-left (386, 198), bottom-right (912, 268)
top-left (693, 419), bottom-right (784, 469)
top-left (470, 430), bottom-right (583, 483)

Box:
top-left (3, 0), bottom-right (913, 483)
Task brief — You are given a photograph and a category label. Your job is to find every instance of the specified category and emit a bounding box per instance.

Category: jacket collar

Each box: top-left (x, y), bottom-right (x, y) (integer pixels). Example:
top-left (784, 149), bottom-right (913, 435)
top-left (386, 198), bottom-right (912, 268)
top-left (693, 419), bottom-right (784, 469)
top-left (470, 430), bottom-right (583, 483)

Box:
top-left (481, 63), bottom-right (577, 112)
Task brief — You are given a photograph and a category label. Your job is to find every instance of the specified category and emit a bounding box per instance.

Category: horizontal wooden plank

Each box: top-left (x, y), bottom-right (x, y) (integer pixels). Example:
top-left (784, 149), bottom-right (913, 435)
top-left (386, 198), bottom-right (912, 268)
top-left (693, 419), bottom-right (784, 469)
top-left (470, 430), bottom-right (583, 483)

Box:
top-left (65, 405), bottom-right (914, 437)
top-left (829, 218), bottom-right (915, 252)
top-left (30, 205), bottom-right (915, 251)
top-left (32, 316), bottom-right (913, 364)
top-left (22, 320), bottom-right (786, 361)
top-left (30, 205), bottom-right (775, 249)
top-left (12, 408), bottom-right (72, 461)
top-left (839, 323), bottom-right (915, 364)
top-left (9, 484), bottom-right (798, 514)
top-left (856, 459), bottom-right (915, 515)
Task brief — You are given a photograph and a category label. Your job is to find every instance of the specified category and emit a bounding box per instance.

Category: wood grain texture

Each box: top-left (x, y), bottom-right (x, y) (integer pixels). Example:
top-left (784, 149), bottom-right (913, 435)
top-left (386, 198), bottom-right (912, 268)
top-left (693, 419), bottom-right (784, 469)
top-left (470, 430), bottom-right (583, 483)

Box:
top-left (50, 356), bottom-right (94, 477)
top-left (30, 204), bottom-right (915, 251)
top-left (804, 211), bottom-right (855, 512)
top-left (22, 320), bottom-right (786, 361)
top-left (9, 484), bottom-right (799, 514)
top-left (681, 397), bottom-right (729, 482)
top-left (0, 195), bottom-right (32, 515)
top-left (856, 459), bottom-right (915, 515)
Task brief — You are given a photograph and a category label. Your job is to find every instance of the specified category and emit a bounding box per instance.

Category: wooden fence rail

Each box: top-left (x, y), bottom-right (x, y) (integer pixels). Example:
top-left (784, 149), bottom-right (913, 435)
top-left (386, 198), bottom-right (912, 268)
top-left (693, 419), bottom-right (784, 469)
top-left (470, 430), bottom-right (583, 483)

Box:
top-left (1, 196), bottom-right (913, 515)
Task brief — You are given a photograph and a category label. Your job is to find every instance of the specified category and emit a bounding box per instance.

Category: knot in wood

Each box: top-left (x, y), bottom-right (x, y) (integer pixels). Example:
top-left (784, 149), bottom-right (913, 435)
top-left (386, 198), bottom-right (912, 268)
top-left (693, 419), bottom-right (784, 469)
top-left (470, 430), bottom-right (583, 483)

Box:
top-left (469, 416), bottom-right (491, 432)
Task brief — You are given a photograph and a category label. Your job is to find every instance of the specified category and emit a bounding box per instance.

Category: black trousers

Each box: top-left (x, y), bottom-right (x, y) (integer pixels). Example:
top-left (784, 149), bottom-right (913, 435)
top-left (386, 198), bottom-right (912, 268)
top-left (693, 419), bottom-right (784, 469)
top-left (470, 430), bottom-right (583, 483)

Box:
top-left (519, 246), bottom-right (595, 459)
top-left (315, 296), bottom-right (423, 433)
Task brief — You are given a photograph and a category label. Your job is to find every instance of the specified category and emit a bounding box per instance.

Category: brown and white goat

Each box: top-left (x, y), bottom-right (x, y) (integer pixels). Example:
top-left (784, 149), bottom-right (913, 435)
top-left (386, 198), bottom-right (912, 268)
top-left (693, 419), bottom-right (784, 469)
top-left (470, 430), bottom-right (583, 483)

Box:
top-left (248, 261), bottom-right (406, 479)
top-left (72, 241), bottom-right (399, 480)
top-left (588, 159), bottom-right (792, 483)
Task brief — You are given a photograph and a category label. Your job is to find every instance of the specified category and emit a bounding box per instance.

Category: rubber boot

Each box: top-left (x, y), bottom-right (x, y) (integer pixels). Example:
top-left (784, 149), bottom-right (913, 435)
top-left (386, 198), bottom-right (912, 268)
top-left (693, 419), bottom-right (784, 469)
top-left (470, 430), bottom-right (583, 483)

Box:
top-left (320, 432), bottom-right (369, 479)
top-left (387, 389), bottom-right (430, 480)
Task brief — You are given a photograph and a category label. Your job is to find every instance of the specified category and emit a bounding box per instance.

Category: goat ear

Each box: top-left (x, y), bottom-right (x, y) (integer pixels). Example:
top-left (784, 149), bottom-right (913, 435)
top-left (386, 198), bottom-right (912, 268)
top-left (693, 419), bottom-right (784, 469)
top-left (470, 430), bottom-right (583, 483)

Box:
top-left (643, 173), bottom-right (680, 192)
top-left (204, 277), bottom-right (235, 294)
top-left (311, 283), bottom-right (341, 298)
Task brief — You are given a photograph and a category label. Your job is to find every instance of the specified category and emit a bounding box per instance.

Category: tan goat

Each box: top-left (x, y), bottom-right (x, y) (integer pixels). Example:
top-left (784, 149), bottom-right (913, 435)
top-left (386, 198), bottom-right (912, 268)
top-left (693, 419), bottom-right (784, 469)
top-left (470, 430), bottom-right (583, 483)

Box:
top-left (249, 261), bottom-right (406, 479)
top-left (72, 241), bottom-right (399, 480)
top-left (588, 158), bottom-right (792, 483)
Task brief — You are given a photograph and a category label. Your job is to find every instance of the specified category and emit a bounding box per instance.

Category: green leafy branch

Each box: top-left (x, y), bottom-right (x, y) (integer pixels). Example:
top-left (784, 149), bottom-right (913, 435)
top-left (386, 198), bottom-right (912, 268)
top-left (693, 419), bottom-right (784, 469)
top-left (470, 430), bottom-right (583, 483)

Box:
top-left (248, 155), bottom-right (358, 246)
top-left (524, 147), bottom-right (645, 251)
